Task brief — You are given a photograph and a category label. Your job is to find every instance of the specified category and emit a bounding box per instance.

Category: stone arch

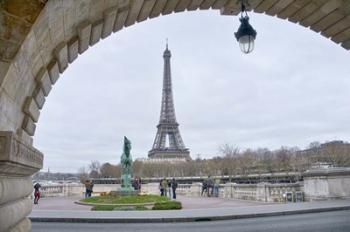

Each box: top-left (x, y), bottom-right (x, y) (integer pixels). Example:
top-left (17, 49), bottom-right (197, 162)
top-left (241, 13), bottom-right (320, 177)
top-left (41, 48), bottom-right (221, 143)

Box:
top-left (1, 0), bottom-right (350, 231)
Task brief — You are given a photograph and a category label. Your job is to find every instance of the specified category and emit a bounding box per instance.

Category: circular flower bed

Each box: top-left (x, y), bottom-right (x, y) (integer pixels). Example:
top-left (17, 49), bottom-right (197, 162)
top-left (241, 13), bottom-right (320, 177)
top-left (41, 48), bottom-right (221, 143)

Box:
top-left (76, 194), bottom-right (182, 211)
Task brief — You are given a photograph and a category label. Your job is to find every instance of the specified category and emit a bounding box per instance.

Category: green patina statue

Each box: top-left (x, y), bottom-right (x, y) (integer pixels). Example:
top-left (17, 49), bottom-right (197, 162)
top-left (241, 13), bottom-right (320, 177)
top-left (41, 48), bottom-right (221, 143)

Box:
top-left (120, 136), bottom-right (133, 191)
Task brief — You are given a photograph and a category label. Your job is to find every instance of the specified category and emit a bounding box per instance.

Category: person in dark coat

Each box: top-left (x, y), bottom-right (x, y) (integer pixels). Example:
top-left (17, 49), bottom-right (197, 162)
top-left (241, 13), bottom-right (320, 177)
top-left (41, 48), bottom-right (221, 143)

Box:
top-left (159, 179), bottom-right (164, 196)
top-left (168, 180), bottom-right (172, 198)
top-left (171, 178), bottom-right (178, 199)
top-left (84, 180), bottom-right (94, 197)
top-left (33, 183), bottom-right (41, 204)
top-left (207, 176), bottom-right (214, 197)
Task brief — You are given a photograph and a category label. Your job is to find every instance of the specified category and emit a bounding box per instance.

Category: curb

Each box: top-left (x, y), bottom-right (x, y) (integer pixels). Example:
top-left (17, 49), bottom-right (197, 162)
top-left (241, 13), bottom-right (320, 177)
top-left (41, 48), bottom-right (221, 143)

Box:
top-left (29, 205), bottom-right (350, 223)
top-left (74, 201), bottom-right (156, 207)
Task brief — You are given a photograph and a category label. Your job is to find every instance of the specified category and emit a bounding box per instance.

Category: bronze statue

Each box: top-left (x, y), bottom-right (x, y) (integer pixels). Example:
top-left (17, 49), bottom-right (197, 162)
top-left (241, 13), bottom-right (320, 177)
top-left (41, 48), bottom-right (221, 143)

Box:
top-left (120, 136), bottom-right (133, 190)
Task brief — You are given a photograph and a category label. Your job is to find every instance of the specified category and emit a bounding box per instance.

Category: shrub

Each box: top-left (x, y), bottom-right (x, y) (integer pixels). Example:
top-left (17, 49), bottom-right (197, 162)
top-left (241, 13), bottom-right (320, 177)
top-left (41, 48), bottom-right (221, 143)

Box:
top-left (152, 201), bottom-right (182, 210)
top-left (134, 205), bottom-right (149, 211)
top-left (91, 205), bottom-right (115, 211)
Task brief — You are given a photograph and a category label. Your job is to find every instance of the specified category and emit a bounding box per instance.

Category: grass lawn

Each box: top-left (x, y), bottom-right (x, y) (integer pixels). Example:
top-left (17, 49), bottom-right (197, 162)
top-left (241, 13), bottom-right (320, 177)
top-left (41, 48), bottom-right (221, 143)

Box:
top-left (81, 194), bottom-right (170, 205)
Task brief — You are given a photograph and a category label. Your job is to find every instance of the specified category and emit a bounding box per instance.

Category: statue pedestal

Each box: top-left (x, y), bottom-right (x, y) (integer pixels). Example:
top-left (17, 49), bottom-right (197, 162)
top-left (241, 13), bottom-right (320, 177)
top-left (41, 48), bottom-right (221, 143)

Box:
top-left (110, 188), bottom-right (139, 196)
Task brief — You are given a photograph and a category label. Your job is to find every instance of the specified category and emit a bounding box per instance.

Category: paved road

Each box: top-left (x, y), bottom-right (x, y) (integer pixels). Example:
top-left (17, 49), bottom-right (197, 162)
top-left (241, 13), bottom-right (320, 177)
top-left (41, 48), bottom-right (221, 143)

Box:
top-left (32, 210), bottom-right (350, 232)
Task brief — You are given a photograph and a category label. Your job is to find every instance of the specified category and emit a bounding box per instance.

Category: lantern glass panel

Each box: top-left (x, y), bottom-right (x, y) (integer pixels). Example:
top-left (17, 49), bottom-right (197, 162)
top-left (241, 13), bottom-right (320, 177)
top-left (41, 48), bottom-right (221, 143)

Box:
top-left (239, 35), bottom-right (255, 54)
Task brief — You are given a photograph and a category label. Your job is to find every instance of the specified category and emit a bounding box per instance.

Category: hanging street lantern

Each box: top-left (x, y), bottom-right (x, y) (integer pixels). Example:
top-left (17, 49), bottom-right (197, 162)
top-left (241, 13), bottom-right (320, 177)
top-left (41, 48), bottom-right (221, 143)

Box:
top-left (234, 1), bottom-right (257, 54)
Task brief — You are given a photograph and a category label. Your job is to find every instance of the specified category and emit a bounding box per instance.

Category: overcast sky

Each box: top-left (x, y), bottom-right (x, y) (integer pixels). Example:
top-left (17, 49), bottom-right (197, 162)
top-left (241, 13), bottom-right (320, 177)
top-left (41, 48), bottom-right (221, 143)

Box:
top-left (34, 10), bottom-right (350, 173)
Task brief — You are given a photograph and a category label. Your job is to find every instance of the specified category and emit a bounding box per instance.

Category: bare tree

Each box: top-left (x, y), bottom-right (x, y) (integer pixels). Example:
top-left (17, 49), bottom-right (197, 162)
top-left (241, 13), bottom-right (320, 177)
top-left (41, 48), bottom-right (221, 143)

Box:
top-left (219, 144), bottom-right (240, 181)
top-left (274, 147), bottom-right (292, 172)
top-left (78, 166), bottom-right (88, 182)
top-left (100, 162), bottom-right (120, 178)
top-left (89, 160), bottom-right (101, 178)
top-left (78, 141), bottom-right (350, 179)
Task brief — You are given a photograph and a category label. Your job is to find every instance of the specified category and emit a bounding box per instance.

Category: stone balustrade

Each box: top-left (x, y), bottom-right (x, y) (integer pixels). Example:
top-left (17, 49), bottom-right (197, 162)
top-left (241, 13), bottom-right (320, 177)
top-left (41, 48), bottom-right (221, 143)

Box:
top-left (303, 167), bottom-right (350, 201)
top-left (39, 185), bottom-right (64, 197)
top-left (32, 167), bottom-right (350, 204)
top-left (175, 182), bottom-right (303, 202)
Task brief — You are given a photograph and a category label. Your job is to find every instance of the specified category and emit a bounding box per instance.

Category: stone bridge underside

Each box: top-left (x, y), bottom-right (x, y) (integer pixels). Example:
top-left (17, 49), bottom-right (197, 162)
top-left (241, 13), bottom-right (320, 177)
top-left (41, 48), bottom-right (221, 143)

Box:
top-left (1, 0), bottom-right (350, 231)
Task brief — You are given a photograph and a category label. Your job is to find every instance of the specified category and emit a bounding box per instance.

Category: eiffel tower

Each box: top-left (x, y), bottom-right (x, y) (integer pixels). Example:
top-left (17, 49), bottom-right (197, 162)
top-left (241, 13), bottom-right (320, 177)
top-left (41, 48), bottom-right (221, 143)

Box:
top-left (148, 43), bottom-right (190, 161)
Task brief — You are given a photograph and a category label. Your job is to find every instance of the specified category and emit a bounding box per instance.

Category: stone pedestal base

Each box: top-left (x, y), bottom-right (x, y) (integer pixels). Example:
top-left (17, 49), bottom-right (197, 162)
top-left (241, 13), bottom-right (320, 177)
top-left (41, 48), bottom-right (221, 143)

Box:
top-left (110, 189), bottom-right (140, 196)
top-left (0, 131), bottom-right (43, 232)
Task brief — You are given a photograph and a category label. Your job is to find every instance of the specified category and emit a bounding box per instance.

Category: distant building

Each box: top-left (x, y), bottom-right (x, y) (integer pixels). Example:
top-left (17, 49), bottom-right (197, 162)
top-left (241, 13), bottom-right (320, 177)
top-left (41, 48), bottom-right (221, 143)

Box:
top-left (297, 140), bottom-right (350, 166)
top-left (298, 140), bottom-right (350, 154)
top-left (136, 157), bottom-right (187, 163)
top-left (310, 162), bottom-right (333, 169)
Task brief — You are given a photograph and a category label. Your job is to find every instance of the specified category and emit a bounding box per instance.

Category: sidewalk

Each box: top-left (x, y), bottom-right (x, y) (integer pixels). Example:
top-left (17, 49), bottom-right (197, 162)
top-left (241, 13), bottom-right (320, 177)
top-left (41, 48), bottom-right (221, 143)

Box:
top-left (31, 195), bottom-right (273, 211)
top-left (29, 196), bottom-right (350, 223)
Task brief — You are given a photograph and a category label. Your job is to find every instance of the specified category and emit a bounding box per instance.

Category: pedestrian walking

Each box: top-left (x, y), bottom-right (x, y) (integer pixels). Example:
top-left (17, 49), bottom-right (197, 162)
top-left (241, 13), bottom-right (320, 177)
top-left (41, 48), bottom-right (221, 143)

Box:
top-left (161, 178), bottom-right (168, 197)
top-left (33, 183), bottom-right (41, 204)
top-left (138, 177), bottom-right (142, 191)
top-left (88, 181), bottom-right (94, 197)
top-left (133, 177), bottom-right (141, 190)
top-left (159, 178), bottom-right (164, 196)
top-left (171, 178), bottom-right (178, 199)
top-left (168, 180), bottom-right (172, 198)
top-left (201, 179), bottom-right (207, 196)
top-left (84, 180), bottom-right (94, 198)
top-left (213, 178), bottom-right (220, 197)
top-left (207, 175), bottom-right (214, 197)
